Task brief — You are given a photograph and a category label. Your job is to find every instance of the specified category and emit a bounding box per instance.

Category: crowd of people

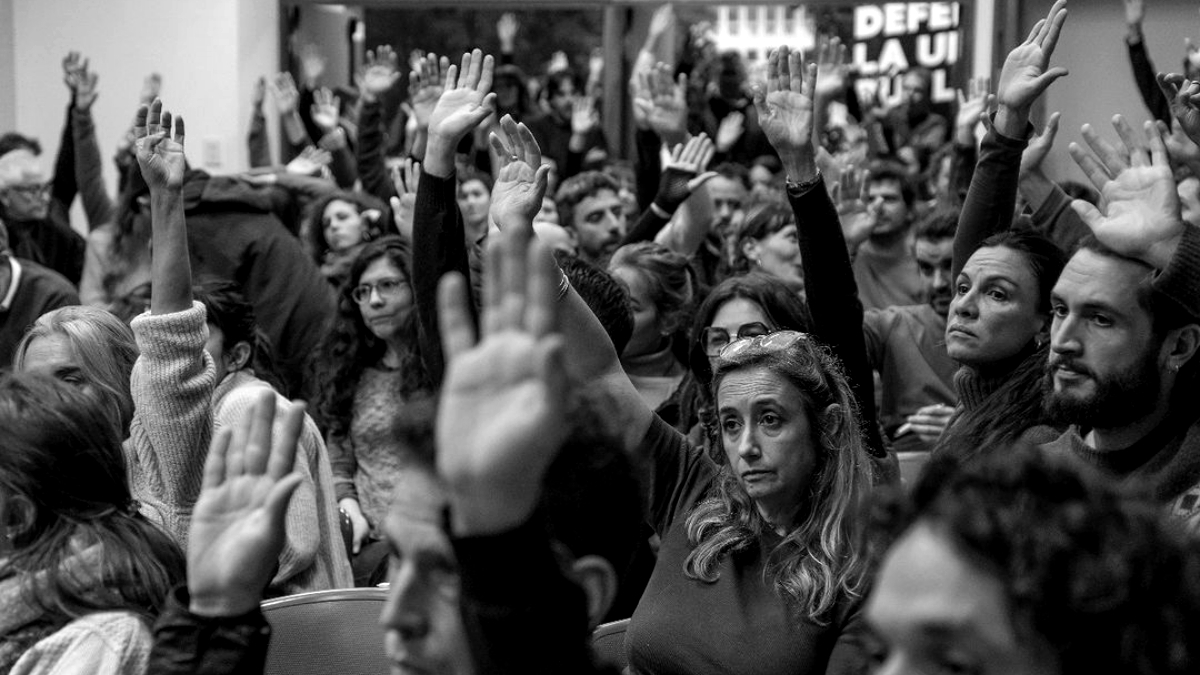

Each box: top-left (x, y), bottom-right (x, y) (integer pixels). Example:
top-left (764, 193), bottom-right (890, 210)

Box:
top-left (4, 0), bottom-right (1200, 673)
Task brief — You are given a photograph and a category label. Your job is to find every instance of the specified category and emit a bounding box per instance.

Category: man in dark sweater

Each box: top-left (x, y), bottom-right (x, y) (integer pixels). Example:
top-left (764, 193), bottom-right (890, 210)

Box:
top-left (1041, 114), bottom-right (1200, 529)
top-left (0, 245), bottom-right (79, 365)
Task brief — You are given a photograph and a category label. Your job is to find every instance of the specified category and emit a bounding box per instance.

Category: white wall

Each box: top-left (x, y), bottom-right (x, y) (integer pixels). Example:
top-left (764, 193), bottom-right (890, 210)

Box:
top-left (1027, 0), bottom-right (1200, 184)
top-left (10, 0), bottom-right (279, 204)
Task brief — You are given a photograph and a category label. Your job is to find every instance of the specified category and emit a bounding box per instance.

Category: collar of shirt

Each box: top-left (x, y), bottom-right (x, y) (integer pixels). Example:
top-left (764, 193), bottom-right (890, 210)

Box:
top-left (0, 257), bottom-right (22, 312)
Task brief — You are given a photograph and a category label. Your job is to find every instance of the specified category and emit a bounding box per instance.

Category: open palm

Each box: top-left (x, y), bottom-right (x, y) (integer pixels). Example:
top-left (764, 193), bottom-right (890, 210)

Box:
top-left (489, 115), bottom-right (550, 228)
top-left (996, 0), bottom-right (1068, 113)
top-left (755, 46), bottom-right (817, 158)
top-left (428, 50), bottom-right (496, 143)
top-left (135, 99), bottom-right (186, 191)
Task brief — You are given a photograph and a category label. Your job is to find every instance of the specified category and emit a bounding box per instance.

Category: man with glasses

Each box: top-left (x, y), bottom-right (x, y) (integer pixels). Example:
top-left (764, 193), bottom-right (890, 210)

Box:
top-left (0, 148), bottom-right (86, 285)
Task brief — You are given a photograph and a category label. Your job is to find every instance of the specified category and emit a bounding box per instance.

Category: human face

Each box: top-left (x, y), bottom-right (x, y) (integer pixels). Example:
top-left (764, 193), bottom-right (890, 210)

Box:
top-left (495, 78), bottom-right (521, 111)
top-left (1045, 249), bottom-right (1164, 428)
top-left (18, 334), bottom-right (91, 391)
top-left (716, 367), bottom-right (818, 529)
top-left (901, 73), bottom-right (929, 108)
top-left (706, 297), bottom-right (773, 361)
top-left (0, 178), bottom-right (51, 222)
top-left (1177, 176), bottom-right (1200, 227)
top-left (569, 189), bottom-right (625, 263)
top-left (549, 78), bottom-right (576, 118)
top-left (323, 199), bottom-right (368, 253)
top-left (707, 176), bottom-right (747, 233)
top-left (379, 471), bottom-right (475, 675)
top-left (356, 258), bottom-right (414, 343)
top-left (456, 180), bottom-right (490, 234)
top-left (945, 246), bottom-right (1046, 367)
top-left (611, 266), bottom-right (663, 359)
top-left (915, 237), bottom-right (954, 317)
top-left (866, 522), bottom-right (1060, 675)
top-left (745, 225), bottom-right (804, 292)
top-left (866, 179), bottom-right (911, 239)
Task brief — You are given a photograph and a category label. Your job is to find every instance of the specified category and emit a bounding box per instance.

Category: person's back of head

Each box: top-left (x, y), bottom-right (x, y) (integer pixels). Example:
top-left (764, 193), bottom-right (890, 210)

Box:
top-left (554, 252), bottom-right (634, 355)
top-left (13, 305), bottom-right (138, 439)
top-left (0, 133), bottom-right (41, 158)
top-left (0, 372), bottom-right (184, 629)
top-left (869, 442), bottom-right (1200, 675)
top-left (194, 279), bottom-right (283, 391)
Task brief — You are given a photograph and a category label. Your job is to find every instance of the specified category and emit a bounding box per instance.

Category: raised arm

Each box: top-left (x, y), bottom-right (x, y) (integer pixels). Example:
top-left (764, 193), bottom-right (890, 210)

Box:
top-left (954, 0), bottom-right (1069, 278)
top-left (354, 46), bottom-right (405, 201)
top-left (1123, 0), bottom-right (1173, 124)
top-left (412, 49), bottom-right (495, 385)
top-left (65, 54), bottom-right (116, 229)
top-left (622, 133), bottom-right (717, 247)
top-left (754, 45), bottom-right (885, 458)
top-left (127, 98), bottom-right (215, 546)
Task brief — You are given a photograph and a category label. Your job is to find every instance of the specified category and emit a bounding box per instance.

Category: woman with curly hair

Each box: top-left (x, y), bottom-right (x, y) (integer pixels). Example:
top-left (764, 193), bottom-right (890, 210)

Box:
top-left (309, 236), bottom-right (430, 578)
top-left (867, 442), bottom-right (1200, 675)
top-left (608, 241), bottom-right (695, 415)
top-left (0, 373), bottom-right (185, 675)
top-left (302, 191), bottom-right (390, 289)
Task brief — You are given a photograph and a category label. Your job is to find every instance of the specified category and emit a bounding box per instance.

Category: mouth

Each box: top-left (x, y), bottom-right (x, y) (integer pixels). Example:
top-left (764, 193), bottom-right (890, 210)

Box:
top-left (741, 469), bottom-right (773, 482)
top-left (946, 324), bottom-right (975, 338)
top-left (1049, 362), bottom-right (1091, 383)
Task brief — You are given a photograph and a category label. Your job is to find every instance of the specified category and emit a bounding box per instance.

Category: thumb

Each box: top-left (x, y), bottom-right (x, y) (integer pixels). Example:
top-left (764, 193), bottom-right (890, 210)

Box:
top-left (686, 171), bottom-right (719, 192)
top-left (1069, 198), bottom-right (1104, 231)
top-left (390, 195), bottom-right (403, 212)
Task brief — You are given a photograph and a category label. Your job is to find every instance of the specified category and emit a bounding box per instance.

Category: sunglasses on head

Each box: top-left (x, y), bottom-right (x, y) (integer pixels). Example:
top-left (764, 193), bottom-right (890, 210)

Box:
top-left (714, 330), bottom-right (811, 361)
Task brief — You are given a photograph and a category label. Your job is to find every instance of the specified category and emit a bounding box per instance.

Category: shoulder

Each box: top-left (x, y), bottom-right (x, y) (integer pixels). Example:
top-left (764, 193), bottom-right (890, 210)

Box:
top-left (14, 259), bottom-right (77, 299)
top-left (16, 612), bottom-right (151, 675)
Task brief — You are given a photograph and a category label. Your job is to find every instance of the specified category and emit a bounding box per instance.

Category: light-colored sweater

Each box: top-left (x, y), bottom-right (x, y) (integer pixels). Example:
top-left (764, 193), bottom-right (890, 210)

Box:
top-left (212, 371), bottom-right (354, 594)
top-left (10, 613), bottom-right (151, 675)
top-left (126, 302), bottom-right (215, 548)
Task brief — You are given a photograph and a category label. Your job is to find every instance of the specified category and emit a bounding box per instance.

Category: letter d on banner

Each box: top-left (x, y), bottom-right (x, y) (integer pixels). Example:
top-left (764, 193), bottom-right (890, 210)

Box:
top-left (854, 6), bottom-right (884, 40)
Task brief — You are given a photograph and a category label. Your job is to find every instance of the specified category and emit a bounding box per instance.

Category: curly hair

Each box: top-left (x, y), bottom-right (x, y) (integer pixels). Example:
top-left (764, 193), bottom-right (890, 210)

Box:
top-left (309, 236), bottom-right (430, 438)
top-left (302, 191), bottom-right (390, 265)
top-left (609, 241), bottom-right (696, 337)
top-left (871, 443), bottom-right (1200, 675)
top-left (684, 337), bottom-right (873, 622)
top-left (0, 373), bottom-right (184, 630)
top-left (13, 305), bottom-right (139, 439)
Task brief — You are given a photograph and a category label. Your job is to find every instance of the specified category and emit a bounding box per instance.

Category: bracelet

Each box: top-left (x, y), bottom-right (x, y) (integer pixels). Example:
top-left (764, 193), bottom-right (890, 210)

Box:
top-left (785, 169), bottom-right (823, 195)
top-left (556, 269), bottom-right (571, 300)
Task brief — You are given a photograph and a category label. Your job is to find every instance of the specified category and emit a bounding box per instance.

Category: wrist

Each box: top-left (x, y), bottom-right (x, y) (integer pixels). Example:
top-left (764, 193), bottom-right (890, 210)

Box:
top-left (1127, 23), bottom-right (1143, 43)
top-left (448, 483), bottom-right (539, 537)
top-left (188, 589), bottom-right (260, 618)
top-left (781, 154), bottom-right (817, 184)
top-left (994, 106), bottom-right (1029, 139)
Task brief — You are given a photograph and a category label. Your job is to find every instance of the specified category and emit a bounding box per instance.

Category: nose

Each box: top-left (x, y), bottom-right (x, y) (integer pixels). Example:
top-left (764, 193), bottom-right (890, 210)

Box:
top-left (368, 286), bottom-right (386, 307)
top-left (607, 212), bottom-right (625, 237)
top-left (931, 268), bottom-right (951, 293)
top-left (735, 426), bottom-right (760, 460)
top-left (379, 562), bottom-right (430, 640)
top-left (952, 288), bottom-right (977, 319)
top-left (1050, 313), bottom-right (1081, 356)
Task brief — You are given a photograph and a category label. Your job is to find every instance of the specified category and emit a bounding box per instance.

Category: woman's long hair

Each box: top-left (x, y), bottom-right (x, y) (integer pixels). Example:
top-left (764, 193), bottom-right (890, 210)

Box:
top-left (0, 373), bottom-right (184, 624)
top-left (310, 236), bottom-right (429, 438)
top-left (684, 338), bottom-right (872, 622)
top-left (301, 191), bottom-right (390, 265)
top-left (12, 306), bottom-right (138, 439)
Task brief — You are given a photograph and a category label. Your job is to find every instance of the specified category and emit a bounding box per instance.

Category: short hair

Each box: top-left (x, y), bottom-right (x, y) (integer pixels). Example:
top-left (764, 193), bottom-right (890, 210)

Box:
top-left (555, 252), bottom-right (634, 354)
top-left (457, 166), bottom-right (493, 193)
top-left (711, 162), bottom-right (751, 190)
top-left (0, 133), bottom-right (41, 158)
top-left (873, 443), bottom-right (1200, 675)
top-left (193, 279), bottom-right (283, 389)
top-left (609, 242), bottom-right (696, 335)
top-left (554, 171), bottom-right (619, 230)
top-left (978, 229), bottom-right (1066, 314)
top-left (867, 160), bottom-right (916, 208)
top-left (13, 305), bottom-right (139, 438)
top-left (914, 207), bottom-right (958, 242)
top-left (0, 372), bottom-right (184, 623)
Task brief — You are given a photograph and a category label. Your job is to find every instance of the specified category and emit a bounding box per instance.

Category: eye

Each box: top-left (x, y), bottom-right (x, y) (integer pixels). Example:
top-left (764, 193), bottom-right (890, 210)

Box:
top-left (1051, 304), bottom-right (1068, 318)
top-left (759, 412), bottom-right (782, 428)
top-left (1092, 314), bottom-right (1114, 327)
top-left (378, 279), bottom-right (400, 293)
top-left (918, 263), bottom-right (934, 275)
top-left (987, 288), bottom-right (1007, 301)
top-left (955, 282), bottom-right (969, 295)
top-left (720, 417), bottom-right (742, 435)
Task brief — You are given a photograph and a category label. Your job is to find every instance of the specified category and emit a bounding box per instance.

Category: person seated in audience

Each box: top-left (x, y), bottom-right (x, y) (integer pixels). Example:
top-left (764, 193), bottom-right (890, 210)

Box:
top-left (729, 202), bottom-right (805, 296)
top-left (867, 442), bottom-right (1200, 675)
top-left (0, 225), bottom-right (78, 366)
top-left (301, 191), bottom-right (388, 288)
top-left (310, 236), bottom-right (432, 584)
top-left (608, 241), bottom-right (695, 415)
top-left (0, 374), bottom-right (185, 675)
top-left (0, 148), bottom-right (84, 287)
top-left (850, 162), bottom-right (923, 311)
top-left (194, 281), bottom-right (353, 595)
top-left (14, 98), bottom-right (212, 549)
top-left (1038, 75), bottom-right (1200, 531)
top-left (555, 171), bottom-right (627, 265)
top-left (456, 167), bottom-right (492, 246)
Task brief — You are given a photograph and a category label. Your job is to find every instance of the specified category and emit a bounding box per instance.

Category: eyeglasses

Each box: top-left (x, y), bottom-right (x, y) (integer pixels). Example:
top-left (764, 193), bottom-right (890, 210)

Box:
top-left (715, 330), bottom-right (810, 360)
top-left (3, 181), bottom-right (51, 199)
top-left (352, 277), bottom-right (410, 304)
top-left (701, 322), bottom-right (773, 356)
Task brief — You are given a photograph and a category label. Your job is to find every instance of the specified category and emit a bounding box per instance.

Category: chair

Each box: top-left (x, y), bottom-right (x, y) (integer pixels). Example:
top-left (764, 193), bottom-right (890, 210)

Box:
top-left (591, 617), bottom-right (630, 671)
top-left (261, 588), bottom-right (390, 675)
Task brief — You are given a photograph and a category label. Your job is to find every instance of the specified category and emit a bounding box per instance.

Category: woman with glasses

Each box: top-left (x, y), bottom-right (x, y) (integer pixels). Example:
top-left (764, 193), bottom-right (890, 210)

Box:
top-left (310, 235), bottom-right (431, 581)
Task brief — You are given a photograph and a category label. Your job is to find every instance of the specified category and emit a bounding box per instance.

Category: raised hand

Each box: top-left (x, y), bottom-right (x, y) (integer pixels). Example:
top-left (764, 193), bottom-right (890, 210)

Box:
top-left (140, 73), bottom-right (163, 106)
top-left (1068, 115), bottom-right (1183, 269)
top-left (489, 115), bottom-right (551, 231)
top-left (436, 226), bottom-right (568, 535)
top-left (1124, 0), bottom-right (1145, 27)
top-left (409, 53), bottom-right (450, 129)
top-left (1158, 118), bottom-right (1200, 177)
top-left (497, 13), bottom-right (519, 51)
top-left (715, 111), bottom-right (745, 153)
top-left (548, 51), bottom-right (570, 74)
top-left (655, 133), bottom-right (717, 214)
top-left (633, 63), bottom-right (689, 144)
top-left (358, 46), bottom-right (401, 102)
top-left (754, 45), bottom-right (819, 182)
top-left (269, 72), bottom-right (300, 115)
top-left (65, 57), bottom-right (99, 112)
top-left (187, 391), bottom-right (306, 616)
top-left (995, 0), bottom-right (1068, 134)
top-left (298, 43), bottom-right (327, 87)
top-left (571, 95), bottom-right (600, 136)
top-left (62, 52), bottom-right (88, 95)
top-left (954, 76), bottom-right (991, 144)
top-left (310, 87), bottom-right (341, 132)
top-left (134, 98), bottom-right (186, 192)
top-left (286, 145), bottom-right (332, 176)
top-left (390, 156), bottom-right (421, 240)
top-left (1020, 112), bottom-right (1061, 175)
top-left (831, 164), bottom-right (874, 251)
top-left (1157, 72), bottom-right (1200, 146)
top-left (813, 36), bottom-right (850, 102)
top-left (428, 49), bottom-right (496, 144)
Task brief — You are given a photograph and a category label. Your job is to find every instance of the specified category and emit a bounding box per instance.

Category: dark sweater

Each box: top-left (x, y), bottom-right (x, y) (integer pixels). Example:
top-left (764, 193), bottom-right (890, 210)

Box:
top-left (626, 417), bottom-right (868, 675)
top-left (0, 257), bottom-right (79, 365)
top-left (148, 586), bottom-right (271, 675)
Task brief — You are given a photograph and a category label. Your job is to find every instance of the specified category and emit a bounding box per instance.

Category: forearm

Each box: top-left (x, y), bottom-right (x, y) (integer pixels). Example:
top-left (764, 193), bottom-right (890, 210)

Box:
top-left (635, 129), bottom-right (663, 214)
top-left (150, 190), bottom-right (193, 314)
top-left (654, 192), bottom-right (713, 256)
top-left (318, 129), bottom-right (358, 189)
top-left (53, 102), bottom-right (79, 207)
top-left (953, 123), bottom-right (1030, 279)
top-left (356, 99), bottom-right (398, 202)
top-left (72, 107), bottom-right (117, 228)
top-left (1025, 178), bottom-right (1089, 252)
top-left (1127, 34), bottom-right (1173, 125)
top-left (248, 107), bottom-right (271, 169)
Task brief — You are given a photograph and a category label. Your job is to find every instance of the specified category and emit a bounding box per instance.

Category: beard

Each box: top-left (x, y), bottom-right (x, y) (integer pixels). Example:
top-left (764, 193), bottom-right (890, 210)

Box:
top-left (1043, 350), bottom-right (1162, 429)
